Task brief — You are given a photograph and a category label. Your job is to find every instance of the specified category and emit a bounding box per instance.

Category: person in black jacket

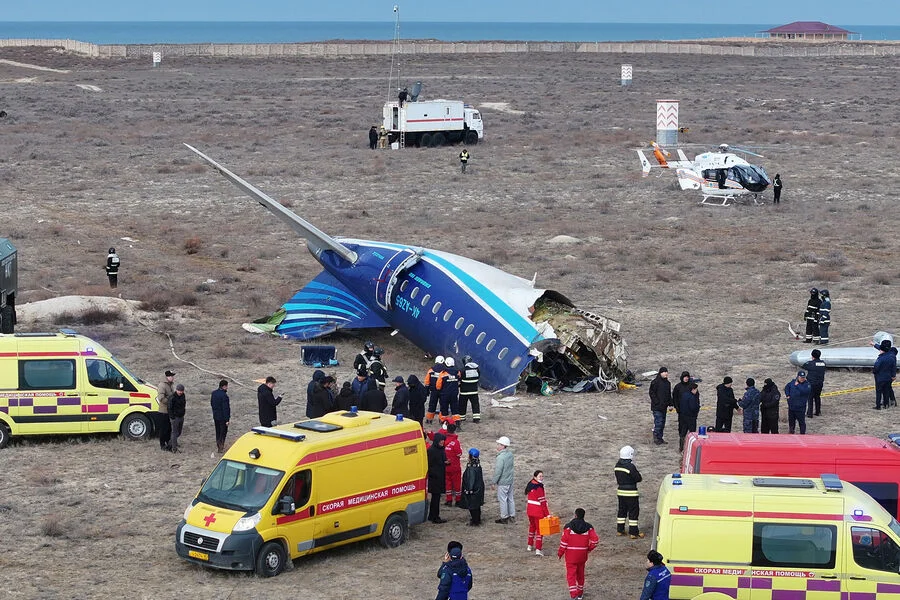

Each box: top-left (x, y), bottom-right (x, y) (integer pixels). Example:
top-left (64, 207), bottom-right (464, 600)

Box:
top-left (309, 376), bottom-right (336, 418)
top-left (306, 369), bottom-right (326, 418)
top-left (335, 381), bottom-right (356, 412)
top-left (804, 287), bottom-right (821, 344)
top-left (257, 376), bottom-right (282, 427)
top-left (461, 448), bottom-right (485, 526)
top-left (802, 348), bottom-right (826, 417)
top-left (360, 381), bottom-right (388, 413)
top-left (407, 374), bottom-right (427, 427)
top-left (391, 375), bottom-right (410, 416)
top-left (648, 367), bottom-right (671, 445)
top-left (759, 377), bottom-right (781, 434)
top-left (210, 379), bottom-right (231, 453)
top-left (368, 125), bottom-right (378, 150)
top-left (427, 433), bottom-right (448, 523)
top-left (678, 383), bottom-right (701, 452)
top-left (614, 445), bottom-right (644, 538)
top-left (714, 377), bottom-right (739, 433)
top-left (168, 384), bottom-right (187, 453)
top-left (435, 541), bottom-right (473, 600)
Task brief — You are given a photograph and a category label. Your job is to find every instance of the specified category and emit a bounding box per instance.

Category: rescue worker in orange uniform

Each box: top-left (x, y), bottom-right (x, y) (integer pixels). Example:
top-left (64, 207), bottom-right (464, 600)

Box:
top-left (436, 357), bottom-right (460, 426)
top-left (424, 356), bottom-right (445, 424)
top-left (557, 507), bottom-right (599, 600)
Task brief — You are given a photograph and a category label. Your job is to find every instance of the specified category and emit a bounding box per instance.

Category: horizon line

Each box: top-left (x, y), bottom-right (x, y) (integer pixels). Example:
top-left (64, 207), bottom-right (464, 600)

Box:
top-left (1, 20), bottom-right (896, 27)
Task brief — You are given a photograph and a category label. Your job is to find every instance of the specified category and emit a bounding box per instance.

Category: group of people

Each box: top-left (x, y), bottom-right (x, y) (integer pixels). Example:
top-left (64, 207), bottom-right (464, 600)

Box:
top-left (368, 125), bottom-right (388, 149)
top-left (803, 287), bottom-right (832, 344)
top-left (648, 359), bottom-right (835, 447)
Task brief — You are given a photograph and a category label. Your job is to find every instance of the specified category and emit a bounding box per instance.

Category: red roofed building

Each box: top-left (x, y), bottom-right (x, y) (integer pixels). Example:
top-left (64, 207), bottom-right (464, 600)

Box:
top-left (761, 22), bottom-right (859, 40)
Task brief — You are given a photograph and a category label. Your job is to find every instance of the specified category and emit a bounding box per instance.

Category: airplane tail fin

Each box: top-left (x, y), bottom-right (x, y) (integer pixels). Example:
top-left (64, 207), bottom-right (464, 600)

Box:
top-left (184, 144), bottom-right (358, 264)
top-left (637, 150), bottom-right (652, 174)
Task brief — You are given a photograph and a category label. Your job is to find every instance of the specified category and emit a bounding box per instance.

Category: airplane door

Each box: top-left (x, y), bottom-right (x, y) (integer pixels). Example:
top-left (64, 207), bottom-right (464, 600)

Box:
top-left (375, 248), bottom-right (420, 311)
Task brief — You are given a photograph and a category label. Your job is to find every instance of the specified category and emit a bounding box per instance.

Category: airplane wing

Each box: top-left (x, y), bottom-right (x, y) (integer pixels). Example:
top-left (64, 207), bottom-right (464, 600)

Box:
top-left (268, 270), bottom-right (390, 339)
top-left (185, 144), bottom-right (358, 265)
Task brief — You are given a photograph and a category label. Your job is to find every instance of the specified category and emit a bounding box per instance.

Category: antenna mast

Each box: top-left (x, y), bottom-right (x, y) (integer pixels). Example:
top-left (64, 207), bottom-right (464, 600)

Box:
top-left (388, 5), bottom-right (401, 100)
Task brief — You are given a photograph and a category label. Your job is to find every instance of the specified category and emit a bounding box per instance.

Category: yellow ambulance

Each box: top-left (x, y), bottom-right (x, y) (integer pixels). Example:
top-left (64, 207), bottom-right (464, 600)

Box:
top-left (653, 473), bottom-right (900, 599)
top-left (0, 329), bottom-right (158, 448)
top-left (175, 410), bottom-right (428, 576)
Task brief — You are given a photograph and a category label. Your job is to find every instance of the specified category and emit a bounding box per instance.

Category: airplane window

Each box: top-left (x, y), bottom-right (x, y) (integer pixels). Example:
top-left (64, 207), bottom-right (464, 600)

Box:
top-left (421, 294), bottom-right (431, 306)
top-left (464, 324), bottom-right (474, 336)
top-left (486, 339), bottom-right (496, 351)
top-left (455, 317), bottom-right (464, 330)
top-left (432, 301), bottom-right (442, 314)
top-left (510, 356), bottom-right (522, 369)
top-left (410, 286), bottom-right (420, 299)
top-left (498, 347), bottom-right (508, 359)
top-left (400, 280), bottom-right (409, 292)
top-left (443, 309), bottom-right (453, 322)
top-left (476, 332), bottom-right (486, 344)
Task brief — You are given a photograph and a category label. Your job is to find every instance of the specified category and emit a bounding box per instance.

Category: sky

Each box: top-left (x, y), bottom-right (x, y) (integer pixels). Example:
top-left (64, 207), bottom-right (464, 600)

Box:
top-left (3, 1), bottom-right (897, 25)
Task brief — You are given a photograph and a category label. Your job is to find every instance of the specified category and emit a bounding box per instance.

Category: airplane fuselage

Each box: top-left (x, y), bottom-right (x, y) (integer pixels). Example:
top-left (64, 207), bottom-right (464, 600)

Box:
top-left (291, 240), bottom-right (545, 391)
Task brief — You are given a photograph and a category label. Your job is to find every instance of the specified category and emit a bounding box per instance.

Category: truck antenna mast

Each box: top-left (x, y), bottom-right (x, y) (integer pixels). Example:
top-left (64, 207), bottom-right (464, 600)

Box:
top-left (388, 5), bottom-right (401, 101)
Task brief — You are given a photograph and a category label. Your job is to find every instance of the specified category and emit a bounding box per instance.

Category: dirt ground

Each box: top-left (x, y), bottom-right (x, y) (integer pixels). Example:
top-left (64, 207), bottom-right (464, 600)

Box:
top-left (1, 45), bottom-right (899, 599)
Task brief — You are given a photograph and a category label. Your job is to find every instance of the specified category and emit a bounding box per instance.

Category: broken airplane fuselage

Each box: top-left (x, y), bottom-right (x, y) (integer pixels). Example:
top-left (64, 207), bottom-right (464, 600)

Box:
top-left (186, 145), bottom-right (628, 392)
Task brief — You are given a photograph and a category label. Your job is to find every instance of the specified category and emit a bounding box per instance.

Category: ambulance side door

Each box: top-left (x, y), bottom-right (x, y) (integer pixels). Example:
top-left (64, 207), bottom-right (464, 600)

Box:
top-left (17, 358), bottom-right (80, 434)
top-left (83, 358), bottom-right (138, 432)
top-left (274, 469), bottom-right (317, 558)
top-left (845, 524), bottom-right (900, 595)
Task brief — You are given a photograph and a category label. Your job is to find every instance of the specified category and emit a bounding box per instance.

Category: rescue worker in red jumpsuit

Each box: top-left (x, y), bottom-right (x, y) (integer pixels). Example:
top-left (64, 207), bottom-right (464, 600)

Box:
top-left (557, 507), bottom-right (599, 600)
top-left (525, 470), bottom-right (550, 556)
top-left (443, 422), bottom-right (463, 506)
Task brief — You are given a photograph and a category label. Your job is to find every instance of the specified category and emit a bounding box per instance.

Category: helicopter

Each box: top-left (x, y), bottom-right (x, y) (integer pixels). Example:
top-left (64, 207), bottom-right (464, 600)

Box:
top-left (638, 143), bottom-right (772, 206)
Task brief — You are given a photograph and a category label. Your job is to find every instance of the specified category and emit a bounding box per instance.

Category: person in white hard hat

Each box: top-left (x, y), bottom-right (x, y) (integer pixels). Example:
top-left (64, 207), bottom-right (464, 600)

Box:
top-left (614, 445), bottom-right (644, 539)
top-left (492, 436), bottom-right (516, 524)
top-left (425, 356), bottom-right (446, 424)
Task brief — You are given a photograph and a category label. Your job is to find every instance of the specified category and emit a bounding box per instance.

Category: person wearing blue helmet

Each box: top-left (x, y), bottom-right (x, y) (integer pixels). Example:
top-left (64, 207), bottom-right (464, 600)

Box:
top-left (461, 448), bottom-right (485, 526)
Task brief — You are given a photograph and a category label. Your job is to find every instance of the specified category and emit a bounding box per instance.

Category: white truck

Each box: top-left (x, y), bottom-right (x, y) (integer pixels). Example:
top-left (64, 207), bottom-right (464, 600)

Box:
top-left (382, 99), bottom-right (483, 148)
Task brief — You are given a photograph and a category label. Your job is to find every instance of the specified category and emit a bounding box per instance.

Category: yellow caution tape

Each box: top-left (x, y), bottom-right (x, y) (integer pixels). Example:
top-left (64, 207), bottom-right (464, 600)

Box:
top-left (821, 381), bottom-right (900, 398)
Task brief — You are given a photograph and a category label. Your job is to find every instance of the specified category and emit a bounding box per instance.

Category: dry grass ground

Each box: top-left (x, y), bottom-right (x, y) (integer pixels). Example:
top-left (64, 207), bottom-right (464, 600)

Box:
top-left (1, 45), bottom-right (899, 599)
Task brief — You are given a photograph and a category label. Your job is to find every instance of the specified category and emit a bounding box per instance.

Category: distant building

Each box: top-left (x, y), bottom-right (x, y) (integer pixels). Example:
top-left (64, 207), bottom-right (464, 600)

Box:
top-left (760, 21), bottom-right (859, 40)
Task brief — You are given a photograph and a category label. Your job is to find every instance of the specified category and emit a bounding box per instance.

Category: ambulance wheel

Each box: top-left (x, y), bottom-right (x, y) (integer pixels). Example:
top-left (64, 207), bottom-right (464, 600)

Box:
top-left (465, 131), bottom-right (479, 145)
top-left (420, 133), bottom-right (432, 148)
top-left (255, 541), bottom-right (286, 577)
top-left (121, 413), bottom-right (151, 441)
top-left (380, 512), bottom-right (408, 548)
top-left (0, 424), bottom-right (10, 449)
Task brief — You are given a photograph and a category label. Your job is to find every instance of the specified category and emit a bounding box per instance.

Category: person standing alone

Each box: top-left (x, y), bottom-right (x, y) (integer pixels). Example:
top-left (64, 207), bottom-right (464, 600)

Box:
top-left (759, 377), bottom-right (781, 434)
top-left (648, 367), bottom-right (671, 445)
top-left (557, 507), bottom-right (599, 600)
top-left (461, 448), bottom-right (485, 526)
top-left (105, 247), bottom-right (120, 289)
top-left (459, 148), bottom-right (470, 173)
top-left (784, 371), bottom-right (811, 433)
top-left (257, 376), bottom-right (282, 427)
top-left (210, 379), bottom-right (230, 453)
top-left (525, 470), bottom-right (551, 557)
top-left (368, 125), bottom-right (378, 150)
top-left (615, 445), bottom-right (644, 539)
top-left (492, 436), bottom-right (516, 524)
top-left (772, 173), bottom-right (783, 204)
top-left (427, 432), bottom-right (448, 524)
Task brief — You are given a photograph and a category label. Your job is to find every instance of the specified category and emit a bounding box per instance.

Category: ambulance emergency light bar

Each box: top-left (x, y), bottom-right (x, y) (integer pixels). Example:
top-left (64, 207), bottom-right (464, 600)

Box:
top-left (251, 426), bottom-right (306, 441)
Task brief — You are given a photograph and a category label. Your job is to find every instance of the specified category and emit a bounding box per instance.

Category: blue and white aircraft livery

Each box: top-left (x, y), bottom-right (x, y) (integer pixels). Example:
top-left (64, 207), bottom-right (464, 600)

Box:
top-left (186, 144), bottom-right (628, 392)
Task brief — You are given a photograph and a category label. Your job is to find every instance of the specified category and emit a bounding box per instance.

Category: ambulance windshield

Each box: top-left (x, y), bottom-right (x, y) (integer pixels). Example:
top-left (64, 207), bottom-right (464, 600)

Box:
top-left (198, 461), bottom-right (285, 513)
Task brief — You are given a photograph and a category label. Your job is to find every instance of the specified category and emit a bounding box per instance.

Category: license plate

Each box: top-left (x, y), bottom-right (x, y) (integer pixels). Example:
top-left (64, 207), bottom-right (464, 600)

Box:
top-left (189, 550), bottom-right (209, 561)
